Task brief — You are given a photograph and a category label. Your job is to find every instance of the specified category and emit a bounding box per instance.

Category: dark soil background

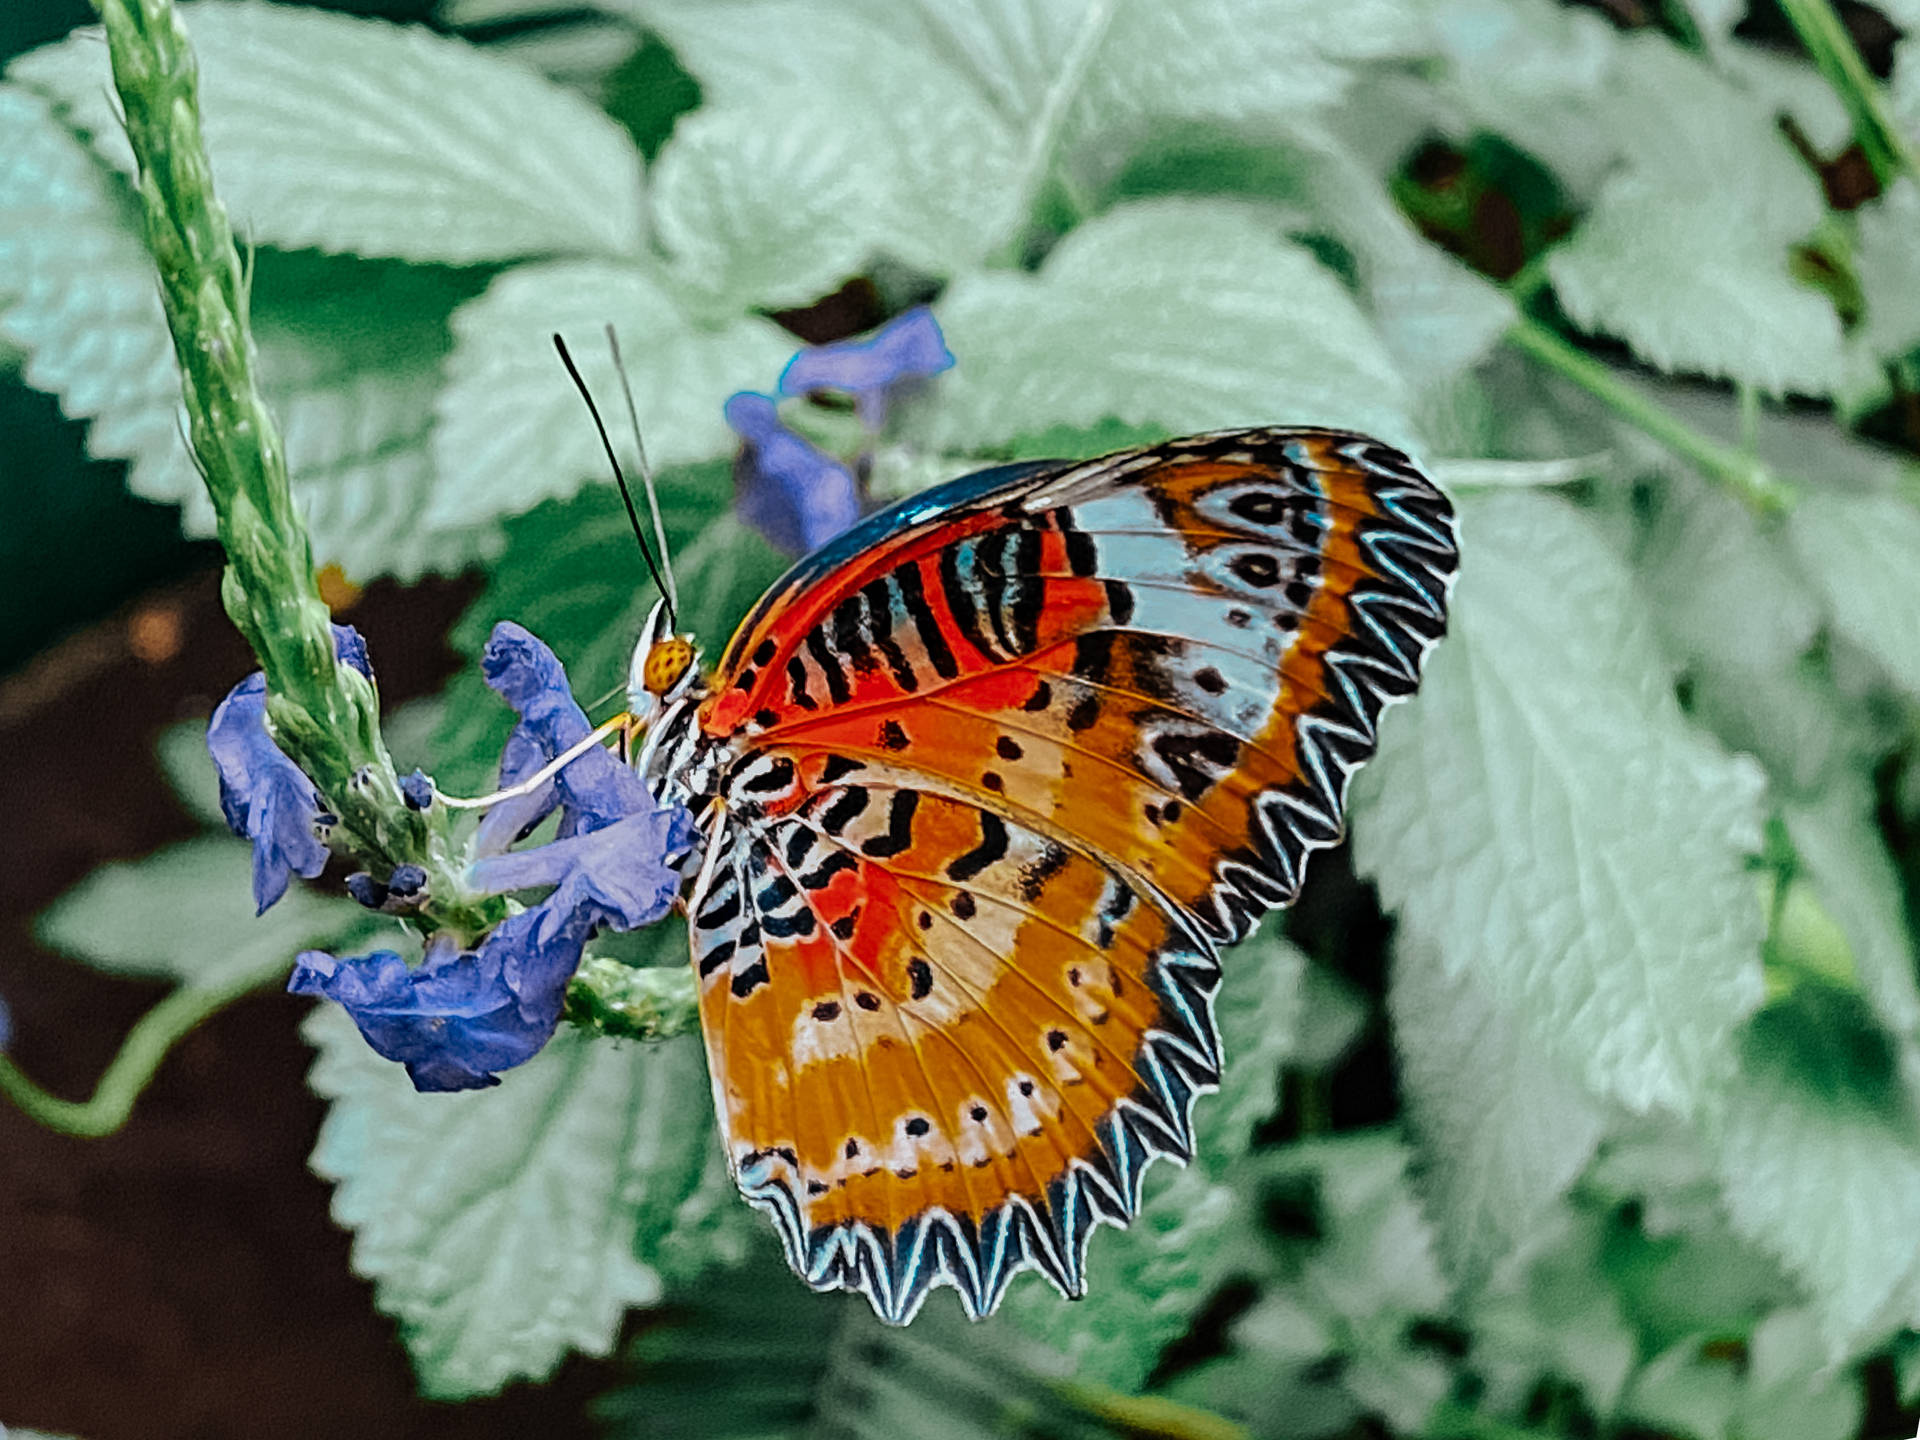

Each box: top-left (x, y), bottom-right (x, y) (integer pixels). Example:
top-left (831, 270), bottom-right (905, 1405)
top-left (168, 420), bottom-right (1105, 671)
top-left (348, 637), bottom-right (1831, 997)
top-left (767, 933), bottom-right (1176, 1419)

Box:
top-left (0, 3), bottom-right (623, 1429)
top-left (0, 569), bottom-right (617, 1439)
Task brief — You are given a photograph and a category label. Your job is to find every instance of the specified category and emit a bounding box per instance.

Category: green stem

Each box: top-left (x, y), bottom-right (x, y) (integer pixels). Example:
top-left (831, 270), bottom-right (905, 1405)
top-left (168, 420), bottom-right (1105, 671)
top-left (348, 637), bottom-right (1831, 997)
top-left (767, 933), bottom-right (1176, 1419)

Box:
top-left (87, 0), bottom-right (498, 940)
top-left (1776, 0), bottom-right (1920, 187)
top-left (0, 957), bottom-right (287, 1137)
top-left (1505, 318), bottom-right (1799, 515)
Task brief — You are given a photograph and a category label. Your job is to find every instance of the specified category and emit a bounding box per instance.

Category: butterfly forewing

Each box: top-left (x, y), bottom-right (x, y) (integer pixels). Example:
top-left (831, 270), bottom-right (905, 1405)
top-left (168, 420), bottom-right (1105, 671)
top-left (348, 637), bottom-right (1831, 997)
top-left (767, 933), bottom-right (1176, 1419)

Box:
top-left (683, 428), bottom-right (1458, 1322)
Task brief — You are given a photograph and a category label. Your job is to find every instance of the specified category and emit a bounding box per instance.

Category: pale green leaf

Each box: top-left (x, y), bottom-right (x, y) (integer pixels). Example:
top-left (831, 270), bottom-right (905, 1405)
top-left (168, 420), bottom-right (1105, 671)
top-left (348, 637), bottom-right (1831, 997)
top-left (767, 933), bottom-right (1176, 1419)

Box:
top-left (1896, 37), bottom-right (1920, 138)
top-left (1788, 488), bottom-right (1920, 701)
top-left (1466, 1209), bottom-right (1637, 1417)
top-left (1684, 0), bottom-right (1749, 39)
top-left (1785, 786), bottom-right (1920, 1042)
top-left (13, 1), bottom-right (643, 263)
top-left (1257, 1135), bottom-right (1453, 1434)
top-left (1545, 38), bottom-right (1845, 395)
top-left (1197, 919), bottom-right (1307, 1158)
top-left (304, 1006), bottom-right (726, 1398)
top-left (651, 103), bottom-right (877, 312)
top-left (1550, 175), bottom-right (1844, 396)
top-left (1422, 0), bottom-right (1626, 197)
top-left (0, 90), bottom-right (501, 580)
top-left (1639, 472), bottom-right (1821, 676)
top-left (1735, 1307), bottom-right (1865, 1440)
top-left (1711, 986), bottom-right (1920, 1358)
top-left (1619, 1339), bottom-right (1743, 1438)
top-left (1001, 1167), bottom-right (1250, 1392)
top-left (0, 84), bottom-right (199, 509)
top-left (429, 260), bottom-right (793, 531)
top-left (598, 1241), bottom-right (850, 1440)
top-left (1854, 180), bottom-right (1920, 364)
top-left (638, 0), bottom-right (1428, 273)
top-left (1390, 941), bottom-right (1607, 1287)
top-left (919, 199), bottom-right (1412, 454)
top-left (999, 937), bottom-right (1303, 1390)
top-left (37, 837), bottom-right (375, 988)
top-left (156, 720), bottom-right (226, 830)
top-left (1276, 120), bottom-right (1516, 382)
top-left (1352, 491), bottom-right (1769, 1116)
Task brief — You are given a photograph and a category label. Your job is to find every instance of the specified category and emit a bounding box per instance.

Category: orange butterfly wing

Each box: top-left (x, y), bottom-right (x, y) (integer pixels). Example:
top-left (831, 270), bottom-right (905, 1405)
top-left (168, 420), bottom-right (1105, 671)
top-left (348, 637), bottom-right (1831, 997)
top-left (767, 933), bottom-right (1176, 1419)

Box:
top-left (682, 429), bottom-right (1457, 1321)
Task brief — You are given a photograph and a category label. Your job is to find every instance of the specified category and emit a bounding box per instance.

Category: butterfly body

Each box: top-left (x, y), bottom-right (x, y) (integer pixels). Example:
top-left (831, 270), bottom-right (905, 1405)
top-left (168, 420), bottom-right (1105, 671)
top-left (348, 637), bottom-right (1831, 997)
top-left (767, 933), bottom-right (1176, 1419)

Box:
top-left (636, 427), bottom-right (1458, 1324)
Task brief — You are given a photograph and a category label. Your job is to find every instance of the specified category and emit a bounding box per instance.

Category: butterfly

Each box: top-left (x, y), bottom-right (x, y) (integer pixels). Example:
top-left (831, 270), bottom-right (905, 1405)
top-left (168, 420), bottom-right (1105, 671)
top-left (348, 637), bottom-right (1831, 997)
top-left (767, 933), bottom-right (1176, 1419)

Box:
top-left (623, 427), bottom-right (1458, 1324)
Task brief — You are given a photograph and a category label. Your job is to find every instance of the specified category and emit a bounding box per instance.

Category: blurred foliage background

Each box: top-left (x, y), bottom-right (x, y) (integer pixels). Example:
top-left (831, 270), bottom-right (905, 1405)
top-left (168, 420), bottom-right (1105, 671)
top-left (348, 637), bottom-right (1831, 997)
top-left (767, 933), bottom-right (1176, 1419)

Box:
top-left (8, 1), bottom-right (1920, 1439)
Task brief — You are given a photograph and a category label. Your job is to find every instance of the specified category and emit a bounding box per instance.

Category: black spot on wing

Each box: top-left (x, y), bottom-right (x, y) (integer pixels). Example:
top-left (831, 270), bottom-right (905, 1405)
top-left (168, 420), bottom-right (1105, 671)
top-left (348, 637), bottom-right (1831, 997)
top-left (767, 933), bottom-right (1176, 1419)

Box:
top-left (861, 791), bottom-right (919, 859)
top-left (947, 813), bottom-right (1009, 883)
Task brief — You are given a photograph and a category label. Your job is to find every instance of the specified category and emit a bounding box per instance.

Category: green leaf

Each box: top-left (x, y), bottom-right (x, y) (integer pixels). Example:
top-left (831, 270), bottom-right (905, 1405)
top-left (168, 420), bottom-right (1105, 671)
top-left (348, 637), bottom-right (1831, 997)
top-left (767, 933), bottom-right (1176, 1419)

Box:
top-left (643, 0), bottom-right (1428, 274)
top-left (1619, 1338), bottom-right (1743, 1439)
top-left (650, 102), bottom-right (884, 313)
top-left (1351, 491), bottom-right (1768, 1117)
top-left (13, 1), bottom-right (643, 263)
top-left (999, 930), bottom-right (1303, 1391)
top-left (1735, 1307), bottom-right (1865, 1440)
top-left (0, 90), bottom-right (500, 581)
top-left (304, 1005), bottom-right (728, 1398)
top-left (1854, 180), bottom-right (1920, 364)
top-left (1710, 983), bottom-right (1920, 1358)
top-left (1464, 1208), bottom-right (1637, 1418)
top-left (1423, 0), bottom-right (1626, 198)
top-left (917, 199), bottom-right (1413, 454)
top-left (1620, 1311), bottom-right (1863, 1440)
top-left (156, 719), bottom-right (227, 829)
top-left (1390, 941), bottom-right (1607, 1288)
top-left (1197, 920), bottom-right (1308, 1158)
top-left (1545, 38), bottom-right (1846, 395)
top-left (598, 1240), bottom-right (849, 1440)
top-left (37, 837), bottom-right (376, 988)
top-left (0, 84), bottom-right (198, 509)
top-left (429, 260), bottom-right (793, 532)
top-left (1789, 488), bottom-right (1920, 702)
top-left (1209, 1134), bottom-right (1454, 1437)
top-left (1784, 785), bottom-right (1920, 1043)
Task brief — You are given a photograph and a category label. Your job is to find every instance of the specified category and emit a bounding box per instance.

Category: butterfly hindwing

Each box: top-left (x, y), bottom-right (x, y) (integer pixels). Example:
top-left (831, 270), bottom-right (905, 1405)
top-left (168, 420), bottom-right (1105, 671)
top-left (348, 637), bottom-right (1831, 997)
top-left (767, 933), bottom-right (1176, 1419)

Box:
top-left (685, 427), bottom-right (1458, 1320)
top-left (691, 774), bottom-right (1220, 1322)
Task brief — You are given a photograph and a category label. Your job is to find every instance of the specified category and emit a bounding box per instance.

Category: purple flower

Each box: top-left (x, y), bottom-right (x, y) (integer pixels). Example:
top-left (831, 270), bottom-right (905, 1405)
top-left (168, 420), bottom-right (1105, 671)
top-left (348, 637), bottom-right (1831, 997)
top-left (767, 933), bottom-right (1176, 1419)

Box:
top-left (777, 306), bottom-right (955, 429)
top-left (726, 392), bottom-right (860, 556)
top-left (473, 621), bottom-right (652, 851)
top-left (292, 623), bottom-right (693, 1091)
top-left (291, 909), bottom-right (592, 1092)
top-left (208, 624), bottom-right (370, 914)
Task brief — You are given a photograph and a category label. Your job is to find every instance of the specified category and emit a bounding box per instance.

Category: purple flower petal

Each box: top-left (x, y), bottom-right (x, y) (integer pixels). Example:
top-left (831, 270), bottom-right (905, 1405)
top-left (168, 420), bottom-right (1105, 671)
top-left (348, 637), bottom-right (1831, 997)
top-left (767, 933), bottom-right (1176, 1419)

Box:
top-left (474, 622), bottom-right (651, 852)
top-left (290, 904), bottom-right (596, 1092)
top-left (206, 625), bottom-right (376, 914)
top-left (468, 804), bottom-right (692, 932)
top-left (726, 392), bottom-right (860, 555)
top-left (333, 624), bottom-right (374, 681)
top-left (777, 307), bottom-right (954, 428)
top-left (208, 673), bottom-right (330, 914)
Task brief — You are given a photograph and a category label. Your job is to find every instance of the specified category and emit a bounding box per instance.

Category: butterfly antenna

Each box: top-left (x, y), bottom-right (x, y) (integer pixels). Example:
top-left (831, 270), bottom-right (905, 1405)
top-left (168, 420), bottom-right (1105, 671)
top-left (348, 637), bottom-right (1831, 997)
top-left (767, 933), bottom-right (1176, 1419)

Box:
top-left (604, 323), bottom-right (678, 617)
top-left (552, 333), bottom-right (677, 629)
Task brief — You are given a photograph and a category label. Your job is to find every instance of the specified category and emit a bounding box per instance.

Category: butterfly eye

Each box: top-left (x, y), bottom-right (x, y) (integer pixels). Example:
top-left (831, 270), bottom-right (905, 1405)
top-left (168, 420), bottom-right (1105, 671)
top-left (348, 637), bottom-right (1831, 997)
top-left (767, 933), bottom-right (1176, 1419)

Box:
top-left (642, 637), bottom-right (697, 697)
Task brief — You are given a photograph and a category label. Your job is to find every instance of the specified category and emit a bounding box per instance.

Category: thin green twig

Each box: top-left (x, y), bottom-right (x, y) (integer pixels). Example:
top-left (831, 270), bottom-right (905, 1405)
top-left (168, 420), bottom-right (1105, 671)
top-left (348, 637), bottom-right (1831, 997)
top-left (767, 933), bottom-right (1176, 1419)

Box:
top-left (86, 0), bottom-right (498, 940)
top-left (1776, 0), bottom-right (1920, 187)
top-left (1505, 318), bottom-right (1800, 515)
top-left (0, 956), bottom-right (288, 1137)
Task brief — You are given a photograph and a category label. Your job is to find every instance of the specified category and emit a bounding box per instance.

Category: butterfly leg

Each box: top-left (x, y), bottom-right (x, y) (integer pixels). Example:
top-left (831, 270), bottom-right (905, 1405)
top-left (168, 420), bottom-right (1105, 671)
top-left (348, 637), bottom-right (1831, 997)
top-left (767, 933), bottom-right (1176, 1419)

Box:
top-left (681, 797), bottom-right (732, 918)
top-left (433, 713), bottom-right (627, 810)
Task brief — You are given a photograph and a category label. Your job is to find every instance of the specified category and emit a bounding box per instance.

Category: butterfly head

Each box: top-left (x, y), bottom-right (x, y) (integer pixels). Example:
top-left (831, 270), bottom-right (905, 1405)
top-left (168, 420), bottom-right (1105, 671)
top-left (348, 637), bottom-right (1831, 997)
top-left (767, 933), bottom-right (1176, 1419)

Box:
top-left (626, 596), bottom-right (702, 722)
